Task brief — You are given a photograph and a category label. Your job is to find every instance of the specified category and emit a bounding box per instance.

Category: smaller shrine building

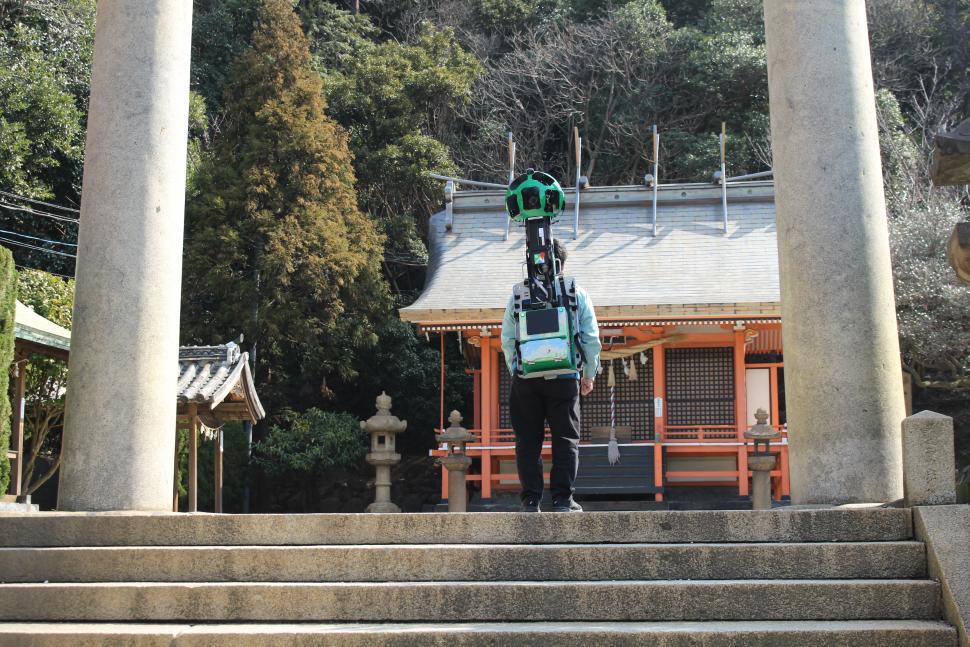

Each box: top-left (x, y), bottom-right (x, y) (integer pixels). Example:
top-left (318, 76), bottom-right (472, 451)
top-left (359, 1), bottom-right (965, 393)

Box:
top-left (401, 179), bottom-right (789, 503)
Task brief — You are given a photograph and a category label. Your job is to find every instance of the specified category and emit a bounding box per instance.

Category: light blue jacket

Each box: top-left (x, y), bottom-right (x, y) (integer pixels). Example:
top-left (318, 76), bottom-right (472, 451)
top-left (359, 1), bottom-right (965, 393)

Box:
top-left (500, 281), bottom-right (602, 380)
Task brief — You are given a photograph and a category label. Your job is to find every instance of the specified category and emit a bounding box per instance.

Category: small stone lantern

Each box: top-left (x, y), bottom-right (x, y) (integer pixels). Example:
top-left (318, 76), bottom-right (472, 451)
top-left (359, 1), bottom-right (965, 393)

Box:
top-left (745, 408), bottom-right (781, 454)
top-left (361, 392), bottom-right (406, 513)
top-left (437, 410), bottom-right (476, 512)
top-left (744, 408), bottom-right (781, 511)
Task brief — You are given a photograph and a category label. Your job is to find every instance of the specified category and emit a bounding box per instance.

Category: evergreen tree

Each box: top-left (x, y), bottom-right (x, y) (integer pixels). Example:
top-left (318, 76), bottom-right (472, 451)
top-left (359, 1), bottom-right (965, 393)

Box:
top-left (0, 248), bottom-right (16, 493)
top-left (182, 0), bottom-right (388, 415)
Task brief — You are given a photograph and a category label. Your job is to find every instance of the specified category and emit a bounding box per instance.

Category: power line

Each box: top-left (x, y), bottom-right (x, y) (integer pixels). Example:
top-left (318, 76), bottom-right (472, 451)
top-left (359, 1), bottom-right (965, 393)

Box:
top-left (0, 237), bottom-right (77, 258)
top-left (0, 201), bottom-right (80, 224)
top-left (0, 229), bottom-right (77, 247)
top-left (0, 190), bottom-right (80, 214)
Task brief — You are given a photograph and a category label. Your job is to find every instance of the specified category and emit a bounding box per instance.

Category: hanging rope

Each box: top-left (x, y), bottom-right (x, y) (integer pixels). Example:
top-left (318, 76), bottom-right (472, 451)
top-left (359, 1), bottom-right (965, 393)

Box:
top-left (608, 360), bottom-right (620, 465)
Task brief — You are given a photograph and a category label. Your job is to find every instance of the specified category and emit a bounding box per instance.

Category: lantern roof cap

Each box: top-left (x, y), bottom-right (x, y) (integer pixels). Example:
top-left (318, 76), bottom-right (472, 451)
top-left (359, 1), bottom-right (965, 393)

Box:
top-left (744, 408), bottom-right (781, 441)
top-left (437, 410), bottom-right (475, 443)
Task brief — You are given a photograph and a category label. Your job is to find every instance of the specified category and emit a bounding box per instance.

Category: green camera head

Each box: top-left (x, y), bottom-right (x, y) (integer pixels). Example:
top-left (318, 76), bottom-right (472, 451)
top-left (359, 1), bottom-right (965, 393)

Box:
top-left (505, 169), bottom-right (566, 222)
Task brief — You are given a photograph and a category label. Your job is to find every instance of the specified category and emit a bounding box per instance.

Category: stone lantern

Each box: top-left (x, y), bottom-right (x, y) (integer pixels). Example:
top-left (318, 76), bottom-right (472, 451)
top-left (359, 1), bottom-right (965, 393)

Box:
top-left (437, 410), bottom-right (476, 512)
top-left (744, 408), bottom-right (781, 510)
top-left (361, 392), bottom-right (406, 513)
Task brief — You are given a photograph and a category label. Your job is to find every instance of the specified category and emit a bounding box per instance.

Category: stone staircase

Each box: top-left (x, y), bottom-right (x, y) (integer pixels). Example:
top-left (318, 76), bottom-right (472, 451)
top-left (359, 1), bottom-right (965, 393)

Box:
top-left (0, 508), bottom-right (957, 645)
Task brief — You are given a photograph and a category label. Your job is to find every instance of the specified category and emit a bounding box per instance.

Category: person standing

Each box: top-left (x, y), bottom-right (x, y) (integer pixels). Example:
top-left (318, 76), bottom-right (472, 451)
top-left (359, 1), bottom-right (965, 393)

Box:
top-left (501, 239), bottom-right (601, 512)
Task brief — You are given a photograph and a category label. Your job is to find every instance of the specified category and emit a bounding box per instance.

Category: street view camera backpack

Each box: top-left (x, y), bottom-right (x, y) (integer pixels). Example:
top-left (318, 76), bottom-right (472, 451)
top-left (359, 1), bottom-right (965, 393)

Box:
top-left (505, 169), bottom-right (583, 378)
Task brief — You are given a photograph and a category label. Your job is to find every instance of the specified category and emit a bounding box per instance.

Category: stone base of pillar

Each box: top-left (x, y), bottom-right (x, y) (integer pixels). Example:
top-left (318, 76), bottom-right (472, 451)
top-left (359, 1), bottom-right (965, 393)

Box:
top-left (748, 453), bottom-right (777, 511)
top-left (440, 455), bottom-right (472, 513)
top-left (366, 500), bottom-right (401, 513)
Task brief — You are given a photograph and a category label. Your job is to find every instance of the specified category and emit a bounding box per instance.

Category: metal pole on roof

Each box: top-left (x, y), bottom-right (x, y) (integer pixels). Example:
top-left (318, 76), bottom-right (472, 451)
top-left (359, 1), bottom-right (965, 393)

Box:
top-left (726, 169), bottom-right (773, 182)
top-left (505, 132), bottom-right (515, 241)
top-left (427, 173), bottom-right (507, 189)
top-left (507, 132), bottom-right (516, 183)
top-left (573, 126), bottom-right (582, 240)
top-left (444, 180), bottom-right (455, 231)
top-left (652, 124), bottom-right (660, 237)
top-left (720, 122), bottom-right (729, 233)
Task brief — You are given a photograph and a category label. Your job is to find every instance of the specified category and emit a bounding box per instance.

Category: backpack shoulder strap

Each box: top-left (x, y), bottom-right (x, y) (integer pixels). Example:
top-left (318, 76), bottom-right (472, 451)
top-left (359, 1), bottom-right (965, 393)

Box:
top-left (512, 281), bottom-right (529, 314)
top-left (560, 276), bottom-right (579, 312)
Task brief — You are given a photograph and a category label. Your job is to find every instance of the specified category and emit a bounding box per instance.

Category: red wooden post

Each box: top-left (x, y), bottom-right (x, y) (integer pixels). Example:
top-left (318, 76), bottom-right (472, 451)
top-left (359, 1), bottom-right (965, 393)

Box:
top-left (471, 368), bottom-right (481, 430)
top-left (439, 333), bottom-right (445, 432)
top-left (652, 344), bottom-right (665, 498)
top-left (734, 330), bottom-right (749, 497)
top-left (480, 332), bottom-right (494, 499)
top-left (769, 365), bottom-right (780, 430)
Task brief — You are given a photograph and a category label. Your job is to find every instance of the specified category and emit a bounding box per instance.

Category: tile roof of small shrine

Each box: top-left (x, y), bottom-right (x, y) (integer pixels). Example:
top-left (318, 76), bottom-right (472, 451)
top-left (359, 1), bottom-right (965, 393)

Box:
top-left (177, 342), bottom-right (265, 425)
top-left (15, 301), bottom-right (71, 353)
top-left (400, 181), bottom-right (780, 329)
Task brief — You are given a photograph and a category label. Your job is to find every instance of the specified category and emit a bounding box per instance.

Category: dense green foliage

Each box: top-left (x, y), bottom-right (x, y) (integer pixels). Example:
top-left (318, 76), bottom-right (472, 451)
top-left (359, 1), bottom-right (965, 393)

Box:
top-left (0, 247), bottom-right (16, 492)
top-left (0, 0), bottom-right (92, 275)
top-left (252, 408), bottom-right (366, 509)
top-left (182, 0), bottom-right (388, 415)
top-left (255, 408), bottom-right (367, 475)
top-left (322, 24), bottom-right (480, 291)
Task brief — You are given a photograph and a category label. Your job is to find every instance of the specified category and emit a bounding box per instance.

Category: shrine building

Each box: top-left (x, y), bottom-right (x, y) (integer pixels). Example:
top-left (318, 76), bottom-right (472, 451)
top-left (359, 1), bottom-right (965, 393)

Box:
top-left (400, 179), bottom-right (789, 504)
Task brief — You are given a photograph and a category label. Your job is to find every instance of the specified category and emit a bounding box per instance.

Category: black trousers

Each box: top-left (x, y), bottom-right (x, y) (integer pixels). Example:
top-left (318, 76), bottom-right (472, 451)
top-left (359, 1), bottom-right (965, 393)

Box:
top-left (509, 375), bottom-right (581, 502)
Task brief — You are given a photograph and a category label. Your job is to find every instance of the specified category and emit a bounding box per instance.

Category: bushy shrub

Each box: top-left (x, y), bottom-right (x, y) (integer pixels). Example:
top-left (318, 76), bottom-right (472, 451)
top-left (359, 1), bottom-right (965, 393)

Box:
top-left (253, 408), bottom-right (367, 479)
top-left (0, 248), bottom-right (17, 493)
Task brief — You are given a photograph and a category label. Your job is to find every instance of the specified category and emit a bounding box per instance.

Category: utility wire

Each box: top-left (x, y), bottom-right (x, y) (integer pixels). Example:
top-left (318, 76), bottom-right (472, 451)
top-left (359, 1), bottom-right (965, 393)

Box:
top-left (0, 190), bottom-right (80, 214)
top-left (0, 237), bottom-right (77, 258)
top-left (0, 201), bottom-right (80, 224)
top-left (0, 229), bottom-right (77, 247)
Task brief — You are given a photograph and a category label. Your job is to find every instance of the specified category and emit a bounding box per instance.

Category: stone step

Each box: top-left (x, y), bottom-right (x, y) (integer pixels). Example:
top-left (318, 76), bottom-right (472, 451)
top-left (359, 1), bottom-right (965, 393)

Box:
top-left (0, 508), bottom-right (913, 546)
top-left (0, 621), bottom-right (957, 646)
top-left (0, 541), bottom-right (927, 583)
top-left (0, 580), bottom-right (941, 622)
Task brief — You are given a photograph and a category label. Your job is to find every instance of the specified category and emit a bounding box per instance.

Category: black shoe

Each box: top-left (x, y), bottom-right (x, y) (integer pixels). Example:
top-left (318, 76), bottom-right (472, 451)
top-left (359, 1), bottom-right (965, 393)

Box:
top-left (520, 497), bottom-right (541, 513)
top-left (551, 497), bottom-right (583, 513)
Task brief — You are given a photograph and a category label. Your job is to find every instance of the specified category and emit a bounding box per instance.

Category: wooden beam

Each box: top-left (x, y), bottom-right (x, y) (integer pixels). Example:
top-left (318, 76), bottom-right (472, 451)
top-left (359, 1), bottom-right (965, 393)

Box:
top-left (188, 404), bottom-right (198, 512)
top-left (214, 428), bottom-right (223, 513)
top-left (172, 430), bottom-right (180, 512)
top-left (15, 339), bottom-right (69, 361)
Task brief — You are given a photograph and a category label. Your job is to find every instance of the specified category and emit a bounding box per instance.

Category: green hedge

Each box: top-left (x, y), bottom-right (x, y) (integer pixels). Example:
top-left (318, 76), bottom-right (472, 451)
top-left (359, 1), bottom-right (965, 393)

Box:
top-left (0, 249), bottom-right (16, 494)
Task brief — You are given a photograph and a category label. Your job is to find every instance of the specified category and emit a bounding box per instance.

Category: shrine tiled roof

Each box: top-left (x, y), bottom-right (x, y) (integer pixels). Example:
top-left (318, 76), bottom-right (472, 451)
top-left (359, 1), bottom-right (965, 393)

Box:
top-left (177, 342), bottom-right (265, 423)
top-left (15, 301), bottom-right (71, 352)
top-left (400, 181), bottom-right (780, 327)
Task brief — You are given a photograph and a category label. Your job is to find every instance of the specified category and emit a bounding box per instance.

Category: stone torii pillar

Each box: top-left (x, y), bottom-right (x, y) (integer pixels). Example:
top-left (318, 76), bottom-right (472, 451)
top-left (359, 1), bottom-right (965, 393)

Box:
top-left (764, 0), bottom-right (906, 504)
top-left (58, 2), bottom-right (193, 511)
